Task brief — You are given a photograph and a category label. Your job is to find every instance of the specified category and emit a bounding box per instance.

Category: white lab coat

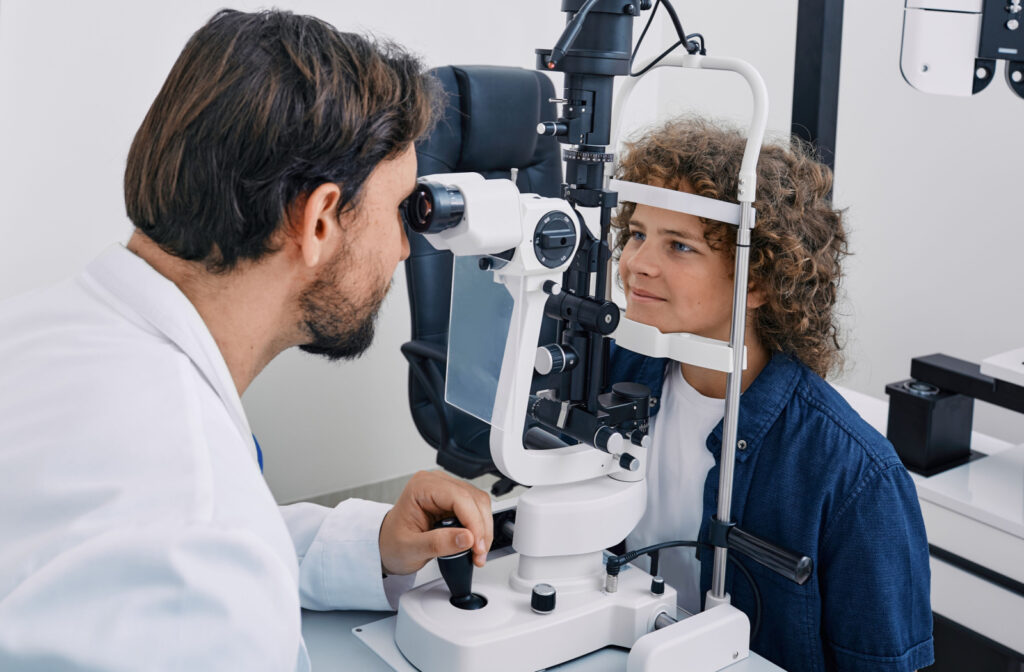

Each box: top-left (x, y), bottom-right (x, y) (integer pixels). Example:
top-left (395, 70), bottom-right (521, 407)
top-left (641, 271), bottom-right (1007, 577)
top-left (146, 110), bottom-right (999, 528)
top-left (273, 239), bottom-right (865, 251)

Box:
top-left (0, 244), bottom-right (412, 670)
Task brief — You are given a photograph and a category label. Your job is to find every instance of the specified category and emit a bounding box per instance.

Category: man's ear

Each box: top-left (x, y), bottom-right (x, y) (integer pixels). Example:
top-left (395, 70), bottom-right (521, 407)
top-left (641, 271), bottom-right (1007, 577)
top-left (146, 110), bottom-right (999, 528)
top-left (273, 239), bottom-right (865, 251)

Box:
top-left (294, 183), bottom-right (342, 269)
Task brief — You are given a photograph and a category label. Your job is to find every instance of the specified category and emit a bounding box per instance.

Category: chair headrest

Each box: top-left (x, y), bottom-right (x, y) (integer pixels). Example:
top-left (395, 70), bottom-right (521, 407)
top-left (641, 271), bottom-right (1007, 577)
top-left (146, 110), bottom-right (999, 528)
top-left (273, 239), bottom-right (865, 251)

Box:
top-left (418, 65), bottom-right (551, 175)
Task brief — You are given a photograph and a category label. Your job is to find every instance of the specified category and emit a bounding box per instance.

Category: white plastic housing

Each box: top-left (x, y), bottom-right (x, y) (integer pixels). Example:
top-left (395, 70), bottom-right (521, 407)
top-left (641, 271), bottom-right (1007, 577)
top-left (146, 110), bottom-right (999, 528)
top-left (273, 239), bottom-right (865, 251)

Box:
top-left (901, 4), bottom-right (984, 96)
top-left (511, 476), bottom-right (646, 558)
top-left (627, 604), bottom-right (750, 672)
top-left (418, 173), bottom-right (522, 256)
top-left (981, 346), bottom-right (1024, 387)
top-left (395, 553), bottom-right (678, 672)
top-left (488, 269), bottom-right (625, 485)
top-left (612, 314), bottom-right (743, 373)
top-left (418, 173), bottom-right (624, 486)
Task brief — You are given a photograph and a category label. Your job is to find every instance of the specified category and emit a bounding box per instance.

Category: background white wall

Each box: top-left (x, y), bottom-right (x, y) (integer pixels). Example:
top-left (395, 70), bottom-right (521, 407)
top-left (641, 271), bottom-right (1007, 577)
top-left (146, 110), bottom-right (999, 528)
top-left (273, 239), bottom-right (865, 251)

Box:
top-left (0, 0), bottom-right (660, 504)
top-left (833, 0), bottom-right (1024, 443)
top-left (1, 1), bottom-right (1020, 503)
top-left (642, 1), bottom-right (1024, 444)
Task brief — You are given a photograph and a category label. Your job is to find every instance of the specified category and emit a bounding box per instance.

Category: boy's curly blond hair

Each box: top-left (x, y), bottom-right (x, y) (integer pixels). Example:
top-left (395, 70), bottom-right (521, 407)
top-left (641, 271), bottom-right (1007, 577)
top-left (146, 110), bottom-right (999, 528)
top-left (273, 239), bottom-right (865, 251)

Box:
top-left (612, 116), bottom-right (848, 378)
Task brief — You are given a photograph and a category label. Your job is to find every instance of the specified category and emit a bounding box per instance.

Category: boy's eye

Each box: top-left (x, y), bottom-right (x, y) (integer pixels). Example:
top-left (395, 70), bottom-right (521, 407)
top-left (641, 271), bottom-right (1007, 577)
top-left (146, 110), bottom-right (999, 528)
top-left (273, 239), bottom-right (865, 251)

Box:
top-left (630, 230), bottom-right (646, 242)
top-left (672, 241), bottom-right (693, 253)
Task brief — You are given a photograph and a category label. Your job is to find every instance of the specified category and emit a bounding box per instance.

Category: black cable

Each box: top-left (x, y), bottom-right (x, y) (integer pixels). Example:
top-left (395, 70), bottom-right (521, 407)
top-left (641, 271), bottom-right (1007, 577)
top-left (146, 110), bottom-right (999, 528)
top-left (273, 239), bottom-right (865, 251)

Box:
top-left (629, 0), bottom-right (707, 77)
top-left (660, 0), bottom-right (697, 54)
top-left (688, 33), bottom-right (706, 55)
top-left (631, 33), bottom-right (707, 77)
top-left (631, 39), bottom-right (681, 77)
top-left (607, 539), bottom-right (764, 645)
top-left (607, 539), bottom-right (699, 571)
top-left (727, 553), bottom-right (762, 641)
top-left (628, 0), bottom-right (663, 73)
top-left (549, 0), bottom-right (603, 67)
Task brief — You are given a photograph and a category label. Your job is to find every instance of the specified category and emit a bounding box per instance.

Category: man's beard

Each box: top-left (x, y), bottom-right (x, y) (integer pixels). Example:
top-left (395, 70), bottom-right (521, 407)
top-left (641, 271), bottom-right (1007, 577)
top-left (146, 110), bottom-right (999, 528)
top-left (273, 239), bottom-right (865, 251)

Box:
top-left (297, 251), bottom-right (390, 362)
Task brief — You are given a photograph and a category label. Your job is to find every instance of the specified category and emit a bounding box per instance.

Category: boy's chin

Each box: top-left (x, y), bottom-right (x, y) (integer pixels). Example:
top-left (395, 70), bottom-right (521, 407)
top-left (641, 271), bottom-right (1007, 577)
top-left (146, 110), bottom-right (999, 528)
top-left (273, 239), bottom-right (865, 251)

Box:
top-left (623, 306), bottom-right (674, 334)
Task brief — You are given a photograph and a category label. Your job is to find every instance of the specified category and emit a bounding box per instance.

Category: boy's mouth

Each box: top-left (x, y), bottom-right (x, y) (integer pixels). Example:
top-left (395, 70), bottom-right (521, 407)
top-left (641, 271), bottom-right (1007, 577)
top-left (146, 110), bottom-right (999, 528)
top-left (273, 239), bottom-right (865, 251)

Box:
top-left (629, 287), bottom-right (665, 303)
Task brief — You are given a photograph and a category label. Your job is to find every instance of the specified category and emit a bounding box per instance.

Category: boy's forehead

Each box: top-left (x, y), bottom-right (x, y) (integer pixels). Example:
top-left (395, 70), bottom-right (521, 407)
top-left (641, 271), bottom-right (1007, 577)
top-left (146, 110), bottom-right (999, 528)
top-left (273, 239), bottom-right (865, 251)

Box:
top-left (630, 203), bottom-right (706, 236)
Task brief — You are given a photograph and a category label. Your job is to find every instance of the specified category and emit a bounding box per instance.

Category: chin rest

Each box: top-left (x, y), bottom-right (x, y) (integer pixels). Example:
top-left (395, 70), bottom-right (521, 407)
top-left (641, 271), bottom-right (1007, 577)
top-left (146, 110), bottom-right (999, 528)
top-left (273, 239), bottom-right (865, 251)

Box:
top-left (403, 66), bottom-right (563, 489)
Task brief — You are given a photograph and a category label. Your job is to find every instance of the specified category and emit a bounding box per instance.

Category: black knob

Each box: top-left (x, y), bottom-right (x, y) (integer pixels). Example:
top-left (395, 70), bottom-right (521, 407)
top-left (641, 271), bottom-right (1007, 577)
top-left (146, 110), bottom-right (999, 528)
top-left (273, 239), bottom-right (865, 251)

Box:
top-left (619, 452), bottom-right (640, 472)
top-left (651, 576), bottom-right (665, 595)
top-left (611, 382), bottom-right (651, 404)
top-left (629, 429), bottom-right (650, 448)
top-left (533, 211), bottom-right (577, 269)
top-left (531, 583), bottom-right (556, 614)
top-left (434, 518), bottom-right (487, 610)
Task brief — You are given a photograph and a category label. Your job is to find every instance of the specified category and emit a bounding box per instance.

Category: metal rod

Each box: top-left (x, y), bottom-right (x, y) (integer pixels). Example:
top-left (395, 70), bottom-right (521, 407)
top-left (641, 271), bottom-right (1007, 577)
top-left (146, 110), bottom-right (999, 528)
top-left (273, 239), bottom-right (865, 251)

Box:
top-left (710, 202), bottom-right (756, 600)
top-left (654, 611), bottom-right (678, 630)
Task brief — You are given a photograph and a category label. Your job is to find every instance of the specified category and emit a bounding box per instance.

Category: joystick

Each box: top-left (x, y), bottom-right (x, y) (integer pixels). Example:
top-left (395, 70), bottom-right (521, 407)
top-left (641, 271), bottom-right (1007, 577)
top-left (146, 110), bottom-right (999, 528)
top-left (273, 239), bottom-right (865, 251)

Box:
top-left (434, 517), bottom-right (487, 610)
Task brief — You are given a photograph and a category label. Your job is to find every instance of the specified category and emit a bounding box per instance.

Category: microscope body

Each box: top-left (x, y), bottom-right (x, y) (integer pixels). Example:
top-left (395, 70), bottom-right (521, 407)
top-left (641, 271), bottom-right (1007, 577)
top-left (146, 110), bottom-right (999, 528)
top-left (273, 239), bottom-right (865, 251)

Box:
top-left (392, 171), bottom-right (728, 672)
top-left (393, 159), bottom-right (754, 670)
top-left (393, 165), bottom-right (665, 667)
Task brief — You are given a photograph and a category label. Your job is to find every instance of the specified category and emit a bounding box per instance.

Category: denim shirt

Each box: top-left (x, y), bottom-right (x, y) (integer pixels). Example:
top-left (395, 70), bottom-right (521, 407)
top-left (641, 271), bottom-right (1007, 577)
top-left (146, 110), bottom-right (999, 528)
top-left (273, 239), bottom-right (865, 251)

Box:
top-left (608, 345), bottom-right (934, 672)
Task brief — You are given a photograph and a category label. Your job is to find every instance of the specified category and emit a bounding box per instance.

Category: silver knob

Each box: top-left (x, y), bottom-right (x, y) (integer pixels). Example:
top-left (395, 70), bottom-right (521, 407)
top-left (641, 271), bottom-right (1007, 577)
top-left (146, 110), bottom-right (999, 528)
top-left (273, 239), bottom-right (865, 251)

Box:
top-left (593, 427), bottom-right (625, 453)
top-left (534, 344), bottom-right (576, 375)
top-left (534, 346), bottom-right (558, 375)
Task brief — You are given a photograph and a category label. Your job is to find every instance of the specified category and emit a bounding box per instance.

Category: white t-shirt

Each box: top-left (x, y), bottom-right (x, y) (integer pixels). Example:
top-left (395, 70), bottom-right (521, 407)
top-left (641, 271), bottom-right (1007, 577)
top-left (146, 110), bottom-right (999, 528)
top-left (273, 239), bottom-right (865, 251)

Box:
top-left (627, 363), bottom-right (724, 614)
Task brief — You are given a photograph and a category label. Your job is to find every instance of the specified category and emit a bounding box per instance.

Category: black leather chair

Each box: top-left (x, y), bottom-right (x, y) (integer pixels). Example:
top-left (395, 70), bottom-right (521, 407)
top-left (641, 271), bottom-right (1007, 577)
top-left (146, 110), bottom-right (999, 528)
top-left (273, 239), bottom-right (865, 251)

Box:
top-left (402, 66), bottom-right (563, 492)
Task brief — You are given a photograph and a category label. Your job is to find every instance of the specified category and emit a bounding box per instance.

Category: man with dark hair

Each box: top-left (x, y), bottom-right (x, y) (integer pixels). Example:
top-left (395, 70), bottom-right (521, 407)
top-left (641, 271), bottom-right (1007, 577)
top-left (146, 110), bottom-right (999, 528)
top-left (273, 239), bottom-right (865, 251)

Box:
top-left (0, 10), bottom-right (492, 670)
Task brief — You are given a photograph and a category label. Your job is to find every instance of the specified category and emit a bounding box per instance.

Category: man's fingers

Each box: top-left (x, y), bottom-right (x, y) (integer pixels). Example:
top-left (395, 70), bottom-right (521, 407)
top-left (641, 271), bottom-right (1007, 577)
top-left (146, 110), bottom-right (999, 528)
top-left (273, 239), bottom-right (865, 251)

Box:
top-left (383, 471), bottom-right (495, 572)
top-left (423, 527), bottom-right (475, 561)
top-left (407, 471), bottom-right (493, 561)
top-left (447, 487), bottom-right (493, 565)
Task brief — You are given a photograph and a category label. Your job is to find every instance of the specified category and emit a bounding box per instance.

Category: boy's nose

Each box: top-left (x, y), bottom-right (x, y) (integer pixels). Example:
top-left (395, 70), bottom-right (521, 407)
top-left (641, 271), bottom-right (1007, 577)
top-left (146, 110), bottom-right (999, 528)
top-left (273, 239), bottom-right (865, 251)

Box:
top-left (624, 244), bottom-right (659, 278)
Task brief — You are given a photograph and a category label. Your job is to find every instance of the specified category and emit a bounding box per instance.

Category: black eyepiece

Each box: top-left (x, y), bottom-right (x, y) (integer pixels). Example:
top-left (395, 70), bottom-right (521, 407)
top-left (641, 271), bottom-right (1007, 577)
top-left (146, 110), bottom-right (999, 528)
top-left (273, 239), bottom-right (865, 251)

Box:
top-left (402, 181), bottom-right (466, 234)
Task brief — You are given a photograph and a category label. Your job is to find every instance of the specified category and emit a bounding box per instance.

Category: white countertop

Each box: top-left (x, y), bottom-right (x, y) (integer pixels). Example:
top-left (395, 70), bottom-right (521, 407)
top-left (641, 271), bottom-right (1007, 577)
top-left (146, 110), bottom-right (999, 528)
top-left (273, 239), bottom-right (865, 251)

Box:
top-left (836, 386), bottom-right (1023, 540)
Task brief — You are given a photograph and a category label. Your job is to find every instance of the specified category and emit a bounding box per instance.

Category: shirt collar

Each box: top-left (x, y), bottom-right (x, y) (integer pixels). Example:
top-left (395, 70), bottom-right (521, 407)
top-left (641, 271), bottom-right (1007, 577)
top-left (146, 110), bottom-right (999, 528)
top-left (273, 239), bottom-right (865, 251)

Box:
top-left (707, 351), bottom-right (803, 462)
top-left (81, 244), bottom-right (258, 464)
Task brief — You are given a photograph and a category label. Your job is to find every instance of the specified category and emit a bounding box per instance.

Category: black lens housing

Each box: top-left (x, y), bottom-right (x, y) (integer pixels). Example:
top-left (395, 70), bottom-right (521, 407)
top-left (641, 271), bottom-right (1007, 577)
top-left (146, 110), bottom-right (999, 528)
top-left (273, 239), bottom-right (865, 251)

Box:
top-left (402, 181), bottom-right (466, 234)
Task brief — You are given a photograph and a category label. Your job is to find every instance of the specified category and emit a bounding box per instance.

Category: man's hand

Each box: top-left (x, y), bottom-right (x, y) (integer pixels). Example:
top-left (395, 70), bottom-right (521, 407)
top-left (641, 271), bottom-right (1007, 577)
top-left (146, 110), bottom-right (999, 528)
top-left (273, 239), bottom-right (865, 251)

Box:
top-left (378, 471), bottom-right (493, 576)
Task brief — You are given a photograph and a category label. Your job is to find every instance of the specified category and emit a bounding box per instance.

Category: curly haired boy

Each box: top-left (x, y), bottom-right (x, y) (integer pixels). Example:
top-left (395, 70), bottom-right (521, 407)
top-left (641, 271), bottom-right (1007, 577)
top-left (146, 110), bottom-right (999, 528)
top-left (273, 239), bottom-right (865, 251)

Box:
top-left (609, 117), bottom-right (933, 672)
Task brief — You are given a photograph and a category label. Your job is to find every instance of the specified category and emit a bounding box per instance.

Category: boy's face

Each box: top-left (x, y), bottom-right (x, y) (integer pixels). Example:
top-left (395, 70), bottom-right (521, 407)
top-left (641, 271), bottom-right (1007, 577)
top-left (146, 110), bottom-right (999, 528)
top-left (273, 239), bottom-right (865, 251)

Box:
top-left (619, 201), bottom-right (736, 341)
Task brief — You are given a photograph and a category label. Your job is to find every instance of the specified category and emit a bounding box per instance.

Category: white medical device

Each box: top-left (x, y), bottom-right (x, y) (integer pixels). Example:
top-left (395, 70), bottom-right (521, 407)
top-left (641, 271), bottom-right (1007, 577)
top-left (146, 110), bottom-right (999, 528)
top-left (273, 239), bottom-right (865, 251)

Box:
top-left (901, 0), bottom-right (1024, 98)
top-left (389, 51), bottom-right (781, 672)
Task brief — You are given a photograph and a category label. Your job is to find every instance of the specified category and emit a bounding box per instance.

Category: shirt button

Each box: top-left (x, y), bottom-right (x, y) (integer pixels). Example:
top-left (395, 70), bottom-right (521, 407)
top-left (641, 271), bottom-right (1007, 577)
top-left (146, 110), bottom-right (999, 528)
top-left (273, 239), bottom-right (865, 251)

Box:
top-left (649, 397), bottom-right (658, 408)
top-left (737, 440), bottom-right (748, 451)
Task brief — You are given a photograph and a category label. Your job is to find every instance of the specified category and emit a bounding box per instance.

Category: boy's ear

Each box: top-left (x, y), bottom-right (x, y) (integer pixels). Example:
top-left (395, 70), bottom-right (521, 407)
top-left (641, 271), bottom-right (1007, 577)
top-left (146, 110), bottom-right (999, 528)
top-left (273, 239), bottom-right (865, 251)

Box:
top-left (747, 284), bottom-right (767, 310)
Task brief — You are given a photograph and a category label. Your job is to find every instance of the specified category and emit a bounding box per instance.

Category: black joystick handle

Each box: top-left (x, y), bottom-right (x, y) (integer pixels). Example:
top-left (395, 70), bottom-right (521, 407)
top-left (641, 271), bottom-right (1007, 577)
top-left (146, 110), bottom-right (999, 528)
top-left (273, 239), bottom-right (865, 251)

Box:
top-left (434, 518), bottom-right (487, 610)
